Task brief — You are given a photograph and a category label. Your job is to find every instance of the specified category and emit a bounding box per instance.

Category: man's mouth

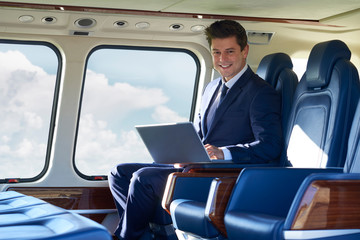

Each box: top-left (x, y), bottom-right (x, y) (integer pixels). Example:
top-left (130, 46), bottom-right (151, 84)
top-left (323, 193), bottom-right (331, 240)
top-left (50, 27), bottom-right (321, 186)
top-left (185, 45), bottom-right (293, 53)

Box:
top-left (220, 64), bottom-right (231, 69)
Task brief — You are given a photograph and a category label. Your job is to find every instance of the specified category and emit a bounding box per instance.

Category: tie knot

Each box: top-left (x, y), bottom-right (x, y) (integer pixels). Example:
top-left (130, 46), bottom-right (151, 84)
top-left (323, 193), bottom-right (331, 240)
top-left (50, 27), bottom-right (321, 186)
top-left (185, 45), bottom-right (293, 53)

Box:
top-left (220, 83), bottom-right (228, 99)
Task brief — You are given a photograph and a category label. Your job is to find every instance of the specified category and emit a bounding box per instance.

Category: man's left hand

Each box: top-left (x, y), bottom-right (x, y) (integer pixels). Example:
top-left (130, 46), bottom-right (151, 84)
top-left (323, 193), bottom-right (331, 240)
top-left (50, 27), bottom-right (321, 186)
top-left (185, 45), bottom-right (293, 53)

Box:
top-left (205, 144), bottom-right (224, 160)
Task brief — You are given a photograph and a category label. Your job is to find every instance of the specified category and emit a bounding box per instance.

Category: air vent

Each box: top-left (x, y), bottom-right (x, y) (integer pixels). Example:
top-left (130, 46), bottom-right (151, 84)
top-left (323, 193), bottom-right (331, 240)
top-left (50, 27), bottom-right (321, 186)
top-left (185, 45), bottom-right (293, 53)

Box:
top-left (74, 18), bottom-right (96, 28)
top-left (70, 30), bottom-right (93, 36)
top-left (247, 31), bottom-right (274, 45)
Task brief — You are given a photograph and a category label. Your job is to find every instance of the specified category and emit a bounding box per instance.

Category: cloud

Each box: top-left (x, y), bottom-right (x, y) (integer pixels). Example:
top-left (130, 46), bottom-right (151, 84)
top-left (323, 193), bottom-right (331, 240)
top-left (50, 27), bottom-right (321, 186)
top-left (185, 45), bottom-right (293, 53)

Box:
top-left (83, 70), bottom-right (169, 119)
top-left (151, 105), bottom-right (188, 123)
top-left (0, 50), bottom-right (54, 178)
top-left (75, 114), bottom-right (153, 175)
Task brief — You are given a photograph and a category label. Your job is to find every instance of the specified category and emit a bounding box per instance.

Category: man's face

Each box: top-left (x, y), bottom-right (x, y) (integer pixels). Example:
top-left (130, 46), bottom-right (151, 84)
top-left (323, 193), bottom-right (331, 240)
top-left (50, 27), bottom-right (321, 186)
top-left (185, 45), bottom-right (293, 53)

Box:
top-left (211, 36), bottom-right (249, 82)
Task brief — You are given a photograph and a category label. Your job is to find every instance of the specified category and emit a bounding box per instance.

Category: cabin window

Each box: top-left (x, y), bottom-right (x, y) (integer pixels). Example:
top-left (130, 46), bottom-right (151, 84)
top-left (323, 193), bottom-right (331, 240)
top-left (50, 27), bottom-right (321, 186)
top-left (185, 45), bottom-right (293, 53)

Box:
top-left (0, 41), bottom-right (60, 181)
top-left (75, 46), bottom-right (199, 178)
top-left (291, 58), bottom-right (307, 80)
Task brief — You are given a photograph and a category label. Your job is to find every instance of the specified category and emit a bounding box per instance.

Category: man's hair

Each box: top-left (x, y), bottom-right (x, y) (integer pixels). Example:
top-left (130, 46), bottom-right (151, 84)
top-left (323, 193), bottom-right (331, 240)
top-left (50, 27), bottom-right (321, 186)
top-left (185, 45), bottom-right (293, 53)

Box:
top-left (205, 20), bottom-right (248, 50)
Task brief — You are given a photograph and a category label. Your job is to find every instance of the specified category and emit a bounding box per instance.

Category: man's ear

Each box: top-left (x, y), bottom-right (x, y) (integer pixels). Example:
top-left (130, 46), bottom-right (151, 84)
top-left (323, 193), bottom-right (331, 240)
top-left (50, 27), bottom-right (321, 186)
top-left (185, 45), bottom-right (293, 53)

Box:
top-left (242, 44), bottom-right (249, 59)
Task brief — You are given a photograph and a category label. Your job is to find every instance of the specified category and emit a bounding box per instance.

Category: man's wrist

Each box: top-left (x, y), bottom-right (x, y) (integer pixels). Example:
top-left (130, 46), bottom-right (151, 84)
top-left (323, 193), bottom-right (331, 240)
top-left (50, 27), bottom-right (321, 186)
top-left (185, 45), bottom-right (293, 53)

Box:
top-left (220, 147), bottom-right (232, 160)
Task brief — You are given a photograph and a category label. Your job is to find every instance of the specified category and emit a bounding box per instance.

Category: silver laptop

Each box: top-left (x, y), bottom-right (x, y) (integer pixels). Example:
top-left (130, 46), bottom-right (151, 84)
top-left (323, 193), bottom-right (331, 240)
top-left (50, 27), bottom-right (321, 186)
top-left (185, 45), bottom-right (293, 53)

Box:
top-left (135, 122), bottom-right (212, 164)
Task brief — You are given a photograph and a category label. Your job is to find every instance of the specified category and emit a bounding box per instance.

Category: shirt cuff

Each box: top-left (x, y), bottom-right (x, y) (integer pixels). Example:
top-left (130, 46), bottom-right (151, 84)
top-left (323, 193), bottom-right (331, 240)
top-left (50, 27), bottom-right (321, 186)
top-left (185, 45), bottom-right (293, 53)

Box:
top-left (220, 147), bottom-right (232, 160)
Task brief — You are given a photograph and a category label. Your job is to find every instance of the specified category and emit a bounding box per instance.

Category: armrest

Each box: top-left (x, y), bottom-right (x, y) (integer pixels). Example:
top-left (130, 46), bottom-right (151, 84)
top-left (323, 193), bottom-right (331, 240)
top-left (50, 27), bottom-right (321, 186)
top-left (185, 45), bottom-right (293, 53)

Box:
top-left (182, 161), bottom-right (279, 172)
top-left (163, 162), bottom-right (281, 213)
top-left (205, 176), bottom-right (238, 237)
top-left (226, 168), bottom-right (342, 218)
top-left (203, 168), bottom-right (339, 237)
top-left (285, 172), bottom-right (360, 230)
top-left (162, 170), bottom-right (242, 214)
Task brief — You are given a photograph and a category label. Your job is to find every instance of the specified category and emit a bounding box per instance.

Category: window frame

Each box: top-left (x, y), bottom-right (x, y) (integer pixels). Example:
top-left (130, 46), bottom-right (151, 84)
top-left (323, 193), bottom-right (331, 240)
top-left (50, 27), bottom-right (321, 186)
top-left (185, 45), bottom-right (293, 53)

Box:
top-left (0, 39), bottom-right (62, 183)
top-left (74, 45), bottom-right (201, 180)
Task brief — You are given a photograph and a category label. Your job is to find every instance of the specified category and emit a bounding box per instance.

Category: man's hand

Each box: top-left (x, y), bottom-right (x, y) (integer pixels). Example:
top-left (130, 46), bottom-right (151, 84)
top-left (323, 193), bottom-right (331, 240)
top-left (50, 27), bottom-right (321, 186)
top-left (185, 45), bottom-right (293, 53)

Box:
top-left (205, 144), bottom-right (224, 160)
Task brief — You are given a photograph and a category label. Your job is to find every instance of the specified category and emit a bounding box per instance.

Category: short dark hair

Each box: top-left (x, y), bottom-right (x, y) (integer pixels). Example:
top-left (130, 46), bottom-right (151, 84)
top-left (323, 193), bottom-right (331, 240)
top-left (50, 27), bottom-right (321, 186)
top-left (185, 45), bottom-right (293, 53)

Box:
top-left (205, 20), bottom-right (248, 50)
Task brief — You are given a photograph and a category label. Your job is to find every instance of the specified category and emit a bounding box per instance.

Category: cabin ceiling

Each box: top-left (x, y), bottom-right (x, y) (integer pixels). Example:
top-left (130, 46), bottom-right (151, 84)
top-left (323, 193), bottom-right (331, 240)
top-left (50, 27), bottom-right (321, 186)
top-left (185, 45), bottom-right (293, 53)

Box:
top-left (1, 0), bottom-right (360, 23)
top-left (1, 0), bottom-right (360, 65)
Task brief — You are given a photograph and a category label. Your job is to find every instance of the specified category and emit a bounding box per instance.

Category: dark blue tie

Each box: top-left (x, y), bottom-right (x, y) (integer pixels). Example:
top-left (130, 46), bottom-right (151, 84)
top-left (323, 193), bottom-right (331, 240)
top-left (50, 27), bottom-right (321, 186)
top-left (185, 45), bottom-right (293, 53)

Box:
top-left (219, 83), bottom-right (228, 103)
top-left (206, 83), bottom-right (228, 131)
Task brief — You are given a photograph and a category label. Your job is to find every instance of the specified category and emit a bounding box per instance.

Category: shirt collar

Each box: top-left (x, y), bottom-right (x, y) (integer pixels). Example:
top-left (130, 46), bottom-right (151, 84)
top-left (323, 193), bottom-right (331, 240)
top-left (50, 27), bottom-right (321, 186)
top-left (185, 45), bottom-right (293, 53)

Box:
top-left (222, 64), bottom-right (248, 89)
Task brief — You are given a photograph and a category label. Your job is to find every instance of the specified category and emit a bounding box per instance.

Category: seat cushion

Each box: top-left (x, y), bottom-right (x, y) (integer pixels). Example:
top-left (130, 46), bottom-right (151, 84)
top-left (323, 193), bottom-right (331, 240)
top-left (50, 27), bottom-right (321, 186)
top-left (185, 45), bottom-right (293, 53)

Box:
top-left (0, 212), bottom-right (112, 240)
top-left (225, 212), bottom-right (284, 240)
top-left (170, 199), bottom-right (220, 238)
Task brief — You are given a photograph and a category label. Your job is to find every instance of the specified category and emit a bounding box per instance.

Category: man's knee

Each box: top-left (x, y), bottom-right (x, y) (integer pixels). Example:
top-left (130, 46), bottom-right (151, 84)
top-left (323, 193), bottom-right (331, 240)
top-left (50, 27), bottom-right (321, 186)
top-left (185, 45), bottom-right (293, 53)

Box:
top-left (112, 163), bottom-right (146, 179)
top-left (131, 167), bottom-right (176, 193)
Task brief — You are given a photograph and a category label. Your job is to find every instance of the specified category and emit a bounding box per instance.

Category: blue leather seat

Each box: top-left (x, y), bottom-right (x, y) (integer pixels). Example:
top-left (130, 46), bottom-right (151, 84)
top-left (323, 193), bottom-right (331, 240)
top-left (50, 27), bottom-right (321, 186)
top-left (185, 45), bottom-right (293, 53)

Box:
top-left (284, 40), bottom-right (360, 168)
top-left (224, 41), bottom-right (360, 240)
top-left (0, 195), bottom-right (45, 212)
top-left (168, 40), bottom-right (360, 240)
top-left (225, 98), bottom-right (360, 240)
top-left (0, 212), bottom-right (112, 240)
top-left (0, 191), bottom-right (25, 201)
top-left (0, 191), bottom-right (112, 240)
top-left (257, 52), bottom-right (294, 88)
top-left (0, 203), bottom-right (65, 225)
top-left (257, 53), bottom-right (298, 135)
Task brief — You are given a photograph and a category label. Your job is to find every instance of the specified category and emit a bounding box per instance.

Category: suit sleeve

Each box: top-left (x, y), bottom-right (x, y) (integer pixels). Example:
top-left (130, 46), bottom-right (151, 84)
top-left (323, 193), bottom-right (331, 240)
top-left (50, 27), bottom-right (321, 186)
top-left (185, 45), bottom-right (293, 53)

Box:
top-left (227, 86), bottom-right (283, 163)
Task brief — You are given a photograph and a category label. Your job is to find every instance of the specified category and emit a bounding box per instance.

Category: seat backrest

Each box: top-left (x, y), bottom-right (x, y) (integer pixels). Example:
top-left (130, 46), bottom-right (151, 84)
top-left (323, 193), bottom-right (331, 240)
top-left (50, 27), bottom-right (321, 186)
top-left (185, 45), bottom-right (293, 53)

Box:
top-left (257, 52), bottom-right (294, 88)
top-left (257, 53), bottom-right (298, 138)
top-left (344, 98), bottom-right (360, 173)
top-left (285, 40), bottom-right (360, 168)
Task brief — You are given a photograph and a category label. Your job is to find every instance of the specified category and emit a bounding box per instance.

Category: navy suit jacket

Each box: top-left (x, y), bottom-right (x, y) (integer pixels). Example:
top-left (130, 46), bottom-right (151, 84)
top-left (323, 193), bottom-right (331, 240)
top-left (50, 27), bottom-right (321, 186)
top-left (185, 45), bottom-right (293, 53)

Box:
top-left (195, 67), bottom-right (283, 163)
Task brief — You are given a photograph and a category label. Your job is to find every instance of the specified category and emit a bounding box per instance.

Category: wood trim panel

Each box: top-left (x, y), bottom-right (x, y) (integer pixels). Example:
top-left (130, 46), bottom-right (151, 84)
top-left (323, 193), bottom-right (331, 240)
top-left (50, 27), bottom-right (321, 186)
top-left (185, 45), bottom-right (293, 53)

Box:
top-left (206, 176), bottom-right (237, 237)
top-left (7, 187), bottom-right (116, 223)
top-left (291, 180), bottom-right (360, 230)
top-left (162, 169), bottom-right (241, 214)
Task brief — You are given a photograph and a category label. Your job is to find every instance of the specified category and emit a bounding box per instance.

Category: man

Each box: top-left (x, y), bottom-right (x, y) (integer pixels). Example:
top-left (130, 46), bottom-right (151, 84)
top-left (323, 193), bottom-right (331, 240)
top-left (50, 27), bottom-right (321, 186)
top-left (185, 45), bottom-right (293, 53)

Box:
top-left (108, 20), bottom-right (282, 240)
top-left (199, 20), bottom-right (282, 162)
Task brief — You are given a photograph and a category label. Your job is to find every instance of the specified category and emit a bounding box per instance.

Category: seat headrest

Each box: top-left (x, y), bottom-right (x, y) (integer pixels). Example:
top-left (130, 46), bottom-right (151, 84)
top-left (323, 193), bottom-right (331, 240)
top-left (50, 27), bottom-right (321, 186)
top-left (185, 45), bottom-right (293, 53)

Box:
top-left (257, 53), bottom-right (293, 87)
top-left (306, 40), bottom-right (351, 89)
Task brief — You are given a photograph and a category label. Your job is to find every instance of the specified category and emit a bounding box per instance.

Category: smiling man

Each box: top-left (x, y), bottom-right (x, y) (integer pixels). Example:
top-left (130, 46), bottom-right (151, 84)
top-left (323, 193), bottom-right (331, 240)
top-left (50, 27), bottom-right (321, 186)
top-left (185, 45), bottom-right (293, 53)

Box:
top-left (199, 20), bottom-right (282, 163)
top-left (108, 20), bottom-right (283, 240)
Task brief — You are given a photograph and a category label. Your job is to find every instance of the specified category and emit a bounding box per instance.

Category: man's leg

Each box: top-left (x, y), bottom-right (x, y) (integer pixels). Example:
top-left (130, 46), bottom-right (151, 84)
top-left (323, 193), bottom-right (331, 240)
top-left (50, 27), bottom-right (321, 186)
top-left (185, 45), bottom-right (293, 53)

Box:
top-left (108, 163), bottom-right (155, 238)
top-left (119, 166), bottom-right (180, 240)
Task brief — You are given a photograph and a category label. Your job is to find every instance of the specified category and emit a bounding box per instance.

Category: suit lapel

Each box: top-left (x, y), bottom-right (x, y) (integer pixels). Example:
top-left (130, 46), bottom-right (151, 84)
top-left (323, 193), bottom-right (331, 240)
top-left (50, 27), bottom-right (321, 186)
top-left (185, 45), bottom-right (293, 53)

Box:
top-left (204, 68), bottom-right (252, 140)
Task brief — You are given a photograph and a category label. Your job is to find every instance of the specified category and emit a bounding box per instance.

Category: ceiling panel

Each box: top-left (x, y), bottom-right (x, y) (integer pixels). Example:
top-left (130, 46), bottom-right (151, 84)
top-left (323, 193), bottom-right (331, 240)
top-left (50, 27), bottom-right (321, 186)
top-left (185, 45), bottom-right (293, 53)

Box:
top-left (166, 0), bottom-right (360, 20)
top-left (2, 0), bottom-right (360, 21)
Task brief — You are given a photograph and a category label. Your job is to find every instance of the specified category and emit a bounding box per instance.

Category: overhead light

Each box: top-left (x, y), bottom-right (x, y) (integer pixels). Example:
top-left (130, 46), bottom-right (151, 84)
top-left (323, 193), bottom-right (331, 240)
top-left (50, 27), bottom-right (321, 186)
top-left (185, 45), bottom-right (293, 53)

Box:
top-left (41, 16), bottom-right (57, 24)
top-left (75, 18), bottom-right (96, 28)
top-left (18, 15), bottom-right (34, 23)
top-left (169, 24), bottom-right (184, 31)
top-left (247, 31), bottom-right (274, 45)
top-left (191, 25), bottom-right (205, 33)
top-left (135, 22), bottom-right (150, 29)
top-left (114, 20), bottom-right (128, 28)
